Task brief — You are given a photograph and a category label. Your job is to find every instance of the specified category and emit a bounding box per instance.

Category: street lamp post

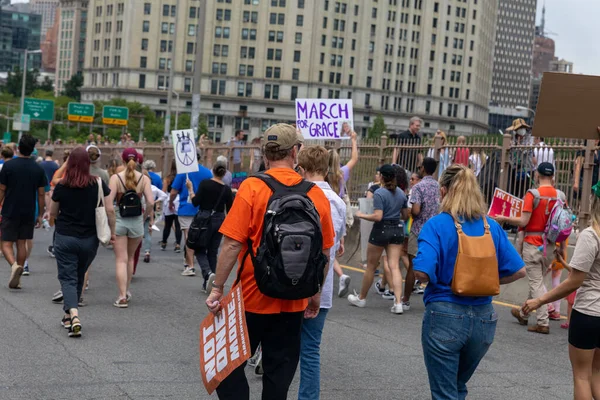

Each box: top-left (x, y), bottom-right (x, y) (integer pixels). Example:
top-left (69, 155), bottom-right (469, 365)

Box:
top-left (18, 49), bottom-right (42, 140)
top-left (163, 0), bottom-right (180, 140)
top-left (191, 0), bottom-right (206, 139)
top-left (173, 90), bottom-right (180, 130)
top-left (515, 105), bottom-right (536, 116)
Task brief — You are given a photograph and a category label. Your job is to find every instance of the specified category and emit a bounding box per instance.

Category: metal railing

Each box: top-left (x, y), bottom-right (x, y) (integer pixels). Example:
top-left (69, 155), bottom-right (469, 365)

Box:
top-left (38, 134), bottom-right (597, 229)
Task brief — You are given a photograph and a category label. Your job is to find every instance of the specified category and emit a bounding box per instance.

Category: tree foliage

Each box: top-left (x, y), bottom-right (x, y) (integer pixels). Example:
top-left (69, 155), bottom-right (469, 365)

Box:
top-left (4, 67), bottom-right (40, 97)
top-left (62, 74), bottom-right (83, 101)
top-left (368, 115), bottom-right (387, 139)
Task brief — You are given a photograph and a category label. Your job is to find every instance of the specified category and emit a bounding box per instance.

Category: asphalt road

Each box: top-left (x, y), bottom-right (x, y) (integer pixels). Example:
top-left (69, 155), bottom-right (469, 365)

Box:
top-left (0, 229), bottom-right (573, 399)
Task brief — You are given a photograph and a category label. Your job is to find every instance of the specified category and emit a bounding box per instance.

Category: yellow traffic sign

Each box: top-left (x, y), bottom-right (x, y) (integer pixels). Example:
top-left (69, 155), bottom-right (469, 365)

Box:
top-left (102, 118), bottom-right (128, 126)
top-left (68, 115), bottom-right (94, 123)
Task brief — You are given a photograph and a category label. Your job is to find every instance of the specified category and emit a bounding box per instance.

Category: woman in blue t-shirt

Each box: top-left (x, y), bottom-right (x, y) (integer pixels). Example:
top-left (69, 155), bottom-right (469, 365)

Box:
top-left (349, 164), bottom-right (409, 314)
top-left (413, 164), bottom-right (526, 399)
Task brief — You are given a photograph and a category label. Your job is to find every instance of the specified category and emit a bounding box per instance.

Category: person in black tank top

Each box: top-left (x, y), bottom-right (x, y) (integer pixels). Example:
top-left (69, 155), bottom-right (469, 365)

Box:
top-left (187, 159), bottom-right (234, 292)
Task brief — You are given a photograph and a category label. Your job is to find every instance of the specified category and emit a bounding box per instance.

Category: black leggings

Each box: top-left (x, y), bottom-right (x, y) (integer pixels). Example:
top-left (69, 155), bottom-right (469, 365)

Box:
top-left (162, 214), bottom-right (182, 245)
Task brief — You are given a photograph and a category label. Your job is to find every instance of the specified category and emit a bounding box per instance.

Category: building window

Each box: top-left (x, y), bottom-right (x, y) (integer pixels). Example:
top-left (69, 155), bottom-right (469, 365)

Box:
top-left (186, 60), bottom-right (193, 71)
top-left (188, 24), bottom-right (195, 36)
top-left (292, 68), bottom-right (299, 80)
top-left (140, 57), bottom-right (147, 68)
top-left (144, 3), bottom-right (151, 14)
top-left (163, 4), bottom-right (169, 16)
top-left (296, 15), bottom-right (303, 26)
top-left (295, 33), bottom-right (302, 44)
top-left (139, 74), bottom-right (145, 88)
top-left (293, 51), bottom-right (301, 62)
top-left (187, 42), bottom-right (194, 54)
top-left (264, 84), bottom-right (279, 100)
top-left (141, 39), bottom-right (148, 51)
top-left (237, 82), bottom-right (253, 97)
top-left (184, 78), bottom-right (191, 92)
top-left (189, 6), bottom-right (197, 18)
top-left (298, 0), bottom-right (304, 8)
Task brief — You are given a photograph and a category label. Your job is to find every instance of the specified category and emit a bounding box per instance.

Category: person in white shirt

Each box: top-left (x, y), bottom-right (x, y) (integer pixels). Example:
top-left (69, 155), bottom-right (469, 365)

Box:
top-left (533, 137), bottom-right (554, 168)
top-left (296, 145), bottom-right (346, 400)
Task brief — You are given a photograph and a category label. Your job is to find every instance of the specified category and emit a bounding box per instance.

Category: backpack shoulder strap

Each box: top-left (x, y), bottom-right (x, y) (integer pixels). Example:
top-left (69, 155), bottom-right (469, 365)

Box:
top-left (556, 190), bottom-right (567, 203)
top-left (527, 189), bottom-right (541, 209)
top-left (253, 173), bottom-right (314, 196)
top-left (116, 173), bottom-right (126, 192)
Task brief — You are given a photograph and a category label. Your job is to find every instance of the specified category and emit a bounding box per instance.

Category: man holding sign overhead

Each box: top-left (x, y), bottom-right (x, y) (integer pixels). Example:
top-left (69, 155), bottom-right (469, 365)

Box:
top-left (169, 130), bottom-right (212, 277)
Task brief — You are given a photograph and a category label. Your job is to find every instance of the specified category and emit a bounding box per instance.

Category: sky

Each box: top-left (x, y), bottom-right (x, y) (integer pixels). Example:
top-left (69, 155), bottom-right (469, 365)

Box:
top-left (9, 0), bottom-right (599, 76)
top-left (536, 0), bottom-right (599, 76)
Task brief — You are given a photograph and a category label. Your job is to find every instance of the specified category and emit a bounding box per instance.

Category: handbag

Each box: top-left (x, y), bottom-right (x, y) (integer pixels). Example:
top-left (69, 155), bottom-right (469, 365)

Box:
top-left (187, 185), bottom-right (227, 251)
top-left (95, 177), bottom-right (112, 245)
top-left (450, 215), bottom-right (500, 297)
top-left (341, 180), bottom-right (354, 229)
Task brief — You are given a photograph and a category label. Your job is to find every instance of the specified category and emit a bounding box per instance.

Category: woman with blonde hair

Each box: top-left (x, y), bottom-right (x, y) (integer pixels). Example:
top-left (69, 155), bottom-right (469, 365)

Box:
top-left (106, 148), bottom-right (154, 308)
top-left (413, 164), bottom-right (525, 399)
top-left (326, 130), bottom-right (358, 297)
top-left (523, 182), bottom-right (600, 399)
top-left (427, 130), bottom-right (451, 175)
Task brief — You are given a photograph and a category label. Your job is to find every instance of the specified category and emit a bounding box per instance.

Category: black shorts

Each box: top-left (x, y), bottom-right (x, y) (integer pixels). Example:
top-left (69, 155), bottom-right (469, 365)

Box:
top-left (369, 220), bottom-right (404, 247)
top-left (0, 216), bottom-right (35, 242)
top-left (569, 309), bottom-right (600, 349)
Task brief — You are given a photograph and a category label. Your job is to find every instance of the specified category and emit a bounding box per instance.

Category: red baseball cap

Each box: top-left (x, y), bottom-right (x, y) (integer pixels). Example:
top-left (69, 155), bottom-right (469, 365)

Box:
top-left (137, 153), bottom-right (144, 164)
top-left (122, 148), bottom-right (138, 163)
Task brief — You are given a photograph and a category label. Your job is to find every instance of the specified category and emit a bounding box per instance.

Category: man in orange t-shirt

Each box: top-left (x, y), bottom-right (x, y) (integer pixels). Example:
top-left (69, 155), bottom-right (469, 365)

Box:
top-left (495, 162), bottom-right (567, 334)
top-left (205, 123), bottom-right (334, 400)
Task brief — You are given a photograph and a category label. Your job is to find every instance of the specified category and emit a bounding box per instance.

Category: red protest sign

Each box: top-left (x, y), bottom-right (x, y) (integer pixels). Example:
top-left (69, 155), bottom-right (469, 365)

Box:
top-left (199, 283), bottom-right (251, 395)
top-left (488, 188), bottom-right (523, 218)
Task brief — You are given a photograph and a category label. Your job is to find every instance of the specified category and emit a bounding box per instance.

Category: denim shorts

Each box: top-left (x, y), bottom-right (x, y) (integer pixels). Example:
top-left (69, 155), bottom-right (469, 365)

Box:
top-left (369, 220), bottom-right (404, 247)
top-left (115, 212), bottom-right (144, 238)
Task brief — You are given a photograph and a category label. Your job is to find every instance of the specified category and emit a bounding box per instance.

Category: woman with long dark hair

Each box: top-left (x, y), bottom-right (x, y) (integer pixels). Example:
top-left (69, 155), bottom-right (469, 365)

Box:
top-left (50, 147), bottom-right (115, 337)
top-left (107, 148), bottom-right (154, 308)
top-left (187, 158), bottom-right (233, 292)
top-left (350, 164), bottom-right (409, 313)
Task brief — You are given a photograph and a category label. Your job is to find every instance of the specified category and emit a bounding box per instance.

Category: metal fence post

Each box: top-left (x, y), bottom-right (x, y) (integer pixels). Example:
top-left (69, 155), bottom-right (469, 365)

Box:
top-left (498, 133), bottom-right (512, 191)
top-left (379, 135), bottom-right (387, 166)
top-left (578, 139), bottom-right (595, 230)
top-left (433, 134), bottom-right (442, 179)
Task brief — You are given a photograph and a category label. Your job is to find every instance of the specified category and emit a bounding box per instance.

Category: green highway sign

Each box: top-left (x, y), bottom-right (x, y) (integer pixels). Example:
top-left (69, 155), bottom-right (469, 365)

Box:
top-left (102, 106), bottom-right (129, 126)
top-left (68, 103), bottom-right (95, 123)
top-left (23, 98), bottom-right (55, 121)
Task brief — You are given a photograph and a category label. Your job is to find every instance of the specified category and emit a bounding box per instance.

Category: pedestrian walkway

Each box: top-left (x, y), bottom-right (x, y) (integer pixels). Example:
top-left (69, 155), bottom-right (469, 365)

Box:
top-left (0, 230), bottom-right (573, 399)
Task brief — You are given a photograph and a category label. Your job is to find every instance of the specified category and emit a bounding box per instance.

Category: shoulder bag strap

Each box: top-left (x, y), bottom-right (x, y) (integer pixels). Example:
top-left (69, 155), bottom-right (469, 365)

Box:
top-left (210, 184), bottom-right (227, 215)
top-left (116, 173), bottom-right (126, 191)
top-left (96, 177), bottom-right (104, 208)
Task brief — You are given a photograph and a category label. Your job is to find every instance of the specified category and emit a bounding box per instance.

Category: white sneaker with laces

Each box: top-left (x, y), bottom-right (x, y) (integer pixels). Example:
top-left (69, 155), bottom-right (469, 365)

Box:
top-left (347, 290), bottom-right (366, 308)
top-left (391, 303), bottom-right (404, 314)
top-left (338, 274), bottom-right (351, 298)
top-left (181, 267), bottom-right (196, 276)
top-left (402, 301), bottom-right (411, 311)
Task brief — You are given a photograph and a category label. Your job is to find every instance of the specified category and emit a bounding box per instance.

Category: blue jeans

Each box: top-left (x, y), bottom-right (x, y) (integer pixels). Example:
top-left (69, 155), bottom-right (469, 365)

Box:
top-left (298, 308), bottom-right (329, 400)
top-left (54, 233), bottom-right (99, 313)
top-left (422, 302), bottom-right (498, 400)
top-left (142, 217), bottom-right (151, 253)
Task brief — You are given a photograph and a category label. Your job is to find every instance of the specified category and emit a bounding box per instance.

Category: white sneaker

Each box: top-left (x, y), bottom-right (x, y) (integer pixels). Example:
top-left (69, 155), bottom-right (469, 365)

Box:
top-left (181, 267), bottom-right (196, 276)
top-left (347, 290), bottom-right (366, 308)
top-left (338, 274), bottom-right (351, 298)
top-left (402, 301), bottom-right (411, 311)
top-left (373, 279), bottom-right (385, 295)
top-left (206, 273), bottom-right (216, 293)
top-left (391, 303), bottom-right (404, 314)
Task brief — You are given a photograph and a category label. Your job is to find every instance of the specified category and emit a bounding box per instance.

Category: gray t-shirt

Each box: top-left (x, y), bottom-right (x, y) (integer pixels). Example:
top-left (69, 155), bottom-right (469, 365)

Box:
top-left (90, 164), bottom-right (110, 186)
top-left (373, 187), bottom-right (407, 221)
top-left (570, 227), bottom-right (600, 317)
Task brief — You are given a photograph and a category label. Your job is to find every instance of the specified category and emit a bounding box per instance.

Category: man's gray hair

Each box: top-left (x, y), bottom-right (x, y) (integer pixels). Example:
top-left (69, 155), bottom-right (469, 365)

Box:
top-left (142, 159), bottom-right (156, 170)
top-left (409, 116), bottom-right (423, 126)
top-left (216, 155), bottom-right (228, 166)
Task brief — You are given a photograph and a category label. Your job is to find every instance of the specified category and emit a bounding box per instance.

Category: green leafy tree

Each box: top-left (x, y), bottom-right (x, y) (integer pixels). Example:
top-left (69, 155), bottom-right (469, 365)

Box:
top-left (198, 115), bottom-right (208, 137)
top-left (368, 114), bottom-right (387, 139)
top-left (4, 67), bottom-right (40, 97)
top-left (62, 74), bottom-right (83, 101)
top-left (39, 76), bottom-right (53, 92)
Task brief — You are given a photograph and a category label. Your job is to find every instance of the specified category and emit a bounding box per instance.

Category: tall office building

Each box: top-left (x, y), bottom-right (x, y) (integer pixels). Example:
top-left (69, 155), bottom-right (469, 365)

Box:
top-left (54, 0), bottom-right (88, 95)
top-left (30, 0), bottom-right (59, 37)
top-left (488, 0), bottom-right (537, 134)
top-left (0, 5), bottom-right (42, 72)
top-left (81, 0), bottom-right (499, 140)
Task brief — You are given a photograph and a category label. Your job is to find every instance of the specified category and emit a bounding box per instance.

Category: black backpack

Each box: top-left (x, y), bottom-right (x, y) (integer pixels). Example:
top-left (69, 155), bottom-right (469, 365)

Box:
top-left (187, 185), bottom-right (226, 251)
top-left (237, 174), bottom-right (329, 300)
top-left (117, 174), bottom-right (143, 218)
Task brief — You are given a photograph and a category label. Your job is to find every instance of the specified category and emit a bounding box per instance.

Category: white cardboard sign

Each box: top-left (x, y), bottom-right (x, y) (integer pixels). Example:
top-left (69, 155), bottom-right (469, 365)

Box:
top-left (295, 99), bottom-right (354, 140)
top-left (172, 129), bottom-right (199, 174)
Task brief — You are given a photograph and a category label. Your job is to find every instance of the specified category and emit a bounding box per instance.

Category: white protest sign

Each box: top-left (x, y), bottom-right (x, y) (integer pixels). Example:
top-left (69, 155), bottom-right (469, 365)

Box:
top-left (295, 99), bottom-right (354, 140)
top-left (172, 129), bottom-right (199, 174)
